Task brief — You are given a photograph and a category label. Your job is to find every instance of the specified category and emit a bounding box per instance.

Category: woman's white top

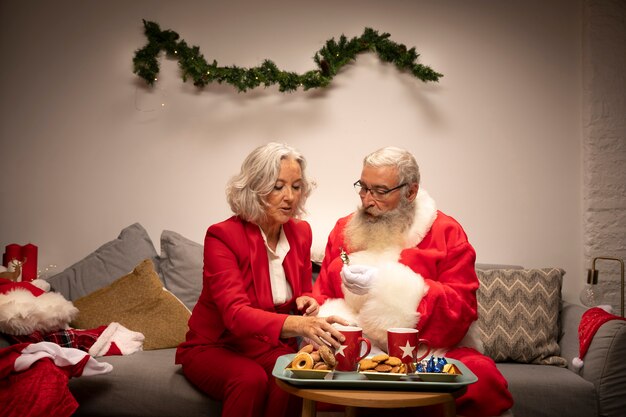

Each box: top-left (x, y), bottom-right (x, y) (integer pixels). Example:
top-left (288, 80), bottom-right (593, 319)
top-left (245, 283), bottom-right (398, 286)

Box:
top-left (259, 226), bottom-right (293, 305)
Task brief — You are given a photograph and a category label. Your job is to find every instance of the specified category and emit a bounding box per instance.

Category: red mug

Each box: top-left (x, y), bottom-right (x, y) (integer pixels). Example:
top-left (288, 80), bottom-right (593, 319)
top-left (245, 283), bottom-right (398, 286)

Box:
top-left (334, 325), bottom-right (371, 371)
top-left (387, 328), bottom-right (431, 363)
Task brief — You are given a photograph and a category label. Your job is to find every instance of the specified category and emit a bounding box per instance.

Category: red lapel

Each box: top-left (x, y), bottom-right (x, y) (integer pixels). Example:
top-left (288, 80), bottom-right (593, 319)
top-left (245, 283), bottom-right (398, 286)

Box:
top-left (243, 221), bottom-right (278, 310)
top-left (282, 221), bottom-right (300, 298)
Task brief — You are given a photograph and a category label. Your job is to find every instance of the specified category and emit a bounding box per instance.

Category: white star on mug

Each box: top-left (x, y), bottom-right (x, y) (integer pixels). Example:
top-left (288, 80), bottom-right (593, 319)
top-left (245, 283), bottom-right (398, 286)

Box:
top-left (399, 341), bottom-right (415, 359)
top-left (336, 344), bottom-right (348, 357)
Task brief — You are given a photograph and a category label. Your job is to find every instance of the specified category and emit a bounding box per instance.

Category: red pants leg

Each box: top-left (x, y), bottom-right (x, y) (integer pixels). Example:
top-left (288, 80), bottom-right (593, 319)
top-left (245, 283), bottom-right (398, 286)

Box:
top-left (180, 345), bottom-right (300, 417)
top-left (253, 346), bottom-right (302, 417)
top-left (445, 347), bottom-right (514, 417)
top-left (180, 347), bottom-right (268, 417)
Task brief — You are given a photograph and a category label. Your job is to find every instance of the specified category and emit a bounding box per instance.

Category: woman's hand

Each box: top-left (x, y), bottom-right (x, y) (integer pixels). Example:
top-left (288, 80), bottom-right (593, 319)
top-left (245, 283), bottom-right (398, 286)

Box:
top-left (296, 295), bottom-right (319, 316)
top-left (281, 315), bottom-right (349, 350)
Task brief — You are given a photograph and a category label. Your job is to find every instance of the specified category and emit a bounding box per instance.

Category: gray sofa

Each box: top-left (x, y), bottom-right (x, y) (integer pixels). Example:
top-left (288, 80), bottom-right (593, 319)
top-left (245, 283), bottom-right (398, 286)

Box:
top-left (62, 301), bottom-right (626, 417)
top-left (2, 224), bottom-right (624, 417)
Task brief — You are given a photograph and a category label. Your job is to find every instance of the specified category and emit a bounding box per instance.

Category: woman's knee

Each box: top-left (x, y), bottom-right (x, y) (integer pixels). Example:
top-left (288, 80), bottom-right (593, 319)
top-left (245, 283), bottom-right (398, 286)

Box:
top-left (225, 362), bottom-right (268, 395)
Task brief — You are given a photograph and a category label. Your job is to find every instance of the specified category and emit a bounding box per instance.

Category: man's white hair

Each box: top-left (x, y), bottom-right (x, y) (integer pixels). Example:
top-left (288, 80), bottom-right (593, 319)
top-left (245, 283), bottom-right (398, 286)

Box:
top-left (363, 147), bottom-right (420, 186)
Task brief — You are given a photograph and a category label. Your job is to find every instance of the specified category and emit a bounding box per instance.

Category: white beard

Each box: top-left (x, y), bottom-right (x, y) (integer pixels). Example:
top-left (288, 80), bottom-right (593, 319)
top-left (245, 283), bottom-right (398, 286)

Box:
top-left (344, 198), bottom-right (416, 252)
top-left (318, 189), bottom-right (475, 351)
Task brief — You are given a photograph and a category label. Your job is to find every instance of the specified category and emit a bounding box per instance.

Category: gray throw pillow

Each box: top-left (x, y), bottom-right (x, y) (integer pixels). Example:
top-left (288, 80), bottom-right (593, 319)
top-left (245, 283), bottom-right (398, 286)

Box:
top-left (48, 223), bottom-right (160, 301)
top-left (476, 267), bottom-right (567, 366)
top-left (159, 230), bottom-right (203, 311)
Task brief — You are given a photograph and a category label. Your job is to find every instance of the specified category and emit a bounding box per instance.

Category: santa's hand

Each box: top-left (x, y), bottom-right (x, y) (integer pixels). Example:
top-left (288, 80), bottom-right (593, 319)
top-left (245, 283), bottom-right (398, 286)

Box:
top-left (341, 264), bottom-right (378, 295)
top-left (296, 296), bottom-right (319, 316)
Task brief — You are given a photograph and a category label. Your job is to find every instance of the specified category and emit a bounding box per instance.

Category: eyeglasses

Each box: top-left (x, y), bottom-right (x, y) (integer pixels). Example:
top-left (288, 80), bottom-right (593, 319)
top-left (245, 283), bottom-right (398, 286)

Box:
top-left (353, 180), bottom-right (408, 201)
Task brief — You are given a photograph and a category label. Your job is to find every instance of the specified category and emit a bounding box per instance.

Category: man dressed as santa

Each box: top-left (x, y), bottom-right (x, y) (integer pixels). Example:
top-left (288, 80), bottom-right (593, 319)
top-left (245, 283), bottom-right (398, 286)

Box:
top-left (313, 146), bottom-right (513, 417)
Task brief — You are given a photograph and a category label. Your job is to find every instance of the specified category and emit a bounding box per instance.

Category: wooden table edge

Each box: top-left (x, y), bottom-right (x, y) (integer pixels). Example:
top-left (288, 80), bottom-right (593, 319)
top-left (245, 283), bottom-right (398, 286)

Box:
top-left (275, 377), bottom-right (467, 408)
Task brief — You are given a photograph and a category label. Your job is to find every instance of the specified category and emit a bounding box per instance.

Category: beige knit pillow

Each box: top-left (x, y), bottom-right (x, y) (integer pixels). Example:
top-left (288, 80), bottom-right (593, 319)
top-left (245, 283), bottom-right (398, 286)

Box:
top-left (71, 259), bottom-right (190, 350)
top-left (476, 267), bottom-right (567, 366)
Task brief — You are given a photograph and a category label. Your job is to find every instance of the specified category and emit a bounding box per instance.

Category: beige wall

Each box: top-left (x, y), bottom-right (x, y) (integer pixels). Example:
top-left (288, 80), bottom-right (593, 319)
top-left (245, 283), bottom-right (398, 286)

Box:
top-left (0, 1), bottom-right (588, 303)
top-left (583, 0), bottom-right (626, 313)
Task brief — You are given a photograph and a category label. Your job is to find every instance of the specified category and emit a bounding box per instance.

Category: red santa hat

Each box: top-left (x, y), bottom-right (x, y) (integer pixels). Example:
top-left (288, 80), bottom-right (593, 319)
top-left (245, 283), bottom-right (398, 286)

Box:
top-left (0, 277), bottom-right (144, 356)
top-left (0, 277), bottom-right (78, 336)
top-left (572, 305), bottom-right (626, 369)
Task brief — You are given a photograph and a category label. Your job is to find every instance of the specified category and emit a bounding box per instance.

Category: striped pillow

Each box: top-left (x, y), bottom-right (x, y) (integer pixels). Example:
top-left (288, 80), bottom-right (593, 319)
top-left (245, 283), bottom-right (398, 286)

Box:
top-left (476, 268), bottom-right (567, 366)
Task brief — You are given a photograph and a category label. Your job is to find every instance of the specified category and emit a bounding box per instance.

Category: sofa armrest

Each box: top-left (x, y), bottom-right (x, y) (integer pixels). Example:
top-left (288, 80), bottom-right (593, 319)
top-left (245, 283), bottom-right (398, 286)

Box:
top-left (559, 302), bottom-right (626, 416)
top-left (580, 318), bottom-right (626, 416)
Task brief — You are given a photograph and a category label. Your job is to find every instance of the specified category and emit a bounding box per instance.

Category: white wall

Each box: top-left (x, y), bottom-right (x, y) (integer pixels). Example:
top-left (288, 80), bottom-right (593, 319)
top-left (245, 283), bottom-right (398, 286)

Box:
top-left (583, 0), bottom-right (626, 314)
top-left (0, 1), bottom-right (585, 303)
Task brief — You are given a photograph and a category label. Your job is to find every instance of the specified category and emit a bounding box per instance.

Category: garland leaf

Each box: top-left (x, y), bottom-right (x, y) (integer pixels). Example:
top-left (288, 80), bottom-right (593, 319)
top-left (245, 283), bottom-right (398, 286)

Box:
top-left (133, 20), bottom-right (442, 93)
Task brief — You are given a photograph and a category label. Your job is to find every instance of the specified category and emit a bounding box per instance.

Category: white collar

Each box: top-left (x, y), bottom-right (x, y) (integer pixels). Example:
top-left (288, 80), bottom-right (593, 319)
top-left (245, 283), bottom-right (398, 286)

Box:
top-left (259, 225), bottom-right (290, 258)
top-left (402, 188), bottom-right (438, 248)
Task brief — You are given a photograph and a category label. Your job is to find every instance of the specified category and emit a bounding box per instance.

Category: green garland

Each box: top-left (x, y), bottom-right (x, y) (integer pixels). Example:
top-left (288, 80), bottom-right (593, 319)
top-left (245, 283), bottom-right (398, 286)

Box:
top-left (133, 20), bottom-right (443, 93)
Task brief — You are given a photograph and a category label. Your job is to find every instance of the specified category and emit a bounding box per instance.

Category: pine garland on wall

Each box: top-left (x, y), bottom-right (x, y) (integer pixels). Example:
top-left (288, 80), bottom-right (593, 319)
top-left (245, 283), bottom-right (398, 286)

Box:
top-left (133, 20), bottom-right (443, 93)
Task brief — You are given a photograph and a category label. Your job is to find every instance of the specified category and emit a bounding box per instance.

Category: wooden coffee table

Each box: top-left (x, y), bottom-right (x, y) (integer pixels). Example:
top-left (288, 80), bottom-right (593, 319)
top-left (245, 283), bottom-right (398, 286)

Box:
top-left (275, 377), bottom-right (466, 417)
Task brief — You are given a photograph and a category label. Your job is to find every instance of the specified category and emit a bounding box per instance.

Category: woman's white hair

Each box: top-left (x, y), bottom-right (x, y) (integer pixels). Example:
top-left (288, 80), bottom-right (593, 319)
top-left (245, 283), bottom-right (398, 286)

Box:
top-left (363, 146), bottom-right (420, 186)
top-left (226, 142), bottom-right (313, 223)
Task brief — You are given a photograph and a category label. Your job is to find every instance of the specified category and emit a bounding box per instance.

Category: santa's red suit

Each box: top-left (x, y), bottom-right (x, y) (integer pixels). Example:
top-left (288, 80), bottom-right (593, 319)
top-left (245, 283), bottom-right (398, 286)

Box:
top-left (313, 189), bottom-right (513, 417)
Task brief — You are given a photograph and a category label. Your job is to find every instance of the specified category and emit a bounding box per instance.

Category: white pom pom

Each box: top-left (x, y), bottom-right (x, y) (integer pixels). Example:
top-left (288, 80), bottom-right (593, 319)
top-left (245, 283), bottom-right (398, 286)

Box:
top-left (597, 304), bottom-right (614, 314)
top-left (572, 357), bottom-right (583, 369)
top-left (30, 279), bottom-right (51, 292)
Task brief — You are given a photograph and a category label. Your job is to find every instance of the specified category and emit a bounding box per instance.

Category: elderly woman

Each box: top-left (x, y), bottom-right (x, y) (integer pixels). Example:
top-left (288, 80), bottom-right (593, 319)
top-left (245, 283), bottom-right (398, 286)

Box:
top-left (176, 142), bottom-right (347, 417)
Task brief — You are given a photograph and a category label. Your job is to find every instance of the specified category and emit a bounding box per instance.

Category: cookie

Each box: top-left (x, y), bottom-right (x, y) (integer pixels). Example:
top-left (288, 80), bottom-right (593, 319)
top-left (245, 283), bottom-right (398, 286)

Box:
top-left (372, 353), bottom-right (389, 362)
top-left (292, 352), bottom-right (314, 370)
top-left (298, 344), bottom-right (314, 354)
top-left (358, 358), bottom-right (378, 371)
top-left (385, 356), bottom-right (402, 366)
top-left (314, 362), bottom-right (329, 370)
top-left (318, 344), bottom-right (337, 367)
top-left (374, 364), bottom-right (393, 373)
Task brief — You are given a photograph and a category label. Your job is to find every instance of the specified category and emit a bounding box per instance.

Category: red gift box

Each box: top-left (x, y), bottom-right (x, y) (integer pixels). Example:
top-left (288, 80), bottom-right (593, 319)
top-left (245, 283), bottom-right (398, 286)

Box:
top-left (3, 243), bottom-right (38, 281)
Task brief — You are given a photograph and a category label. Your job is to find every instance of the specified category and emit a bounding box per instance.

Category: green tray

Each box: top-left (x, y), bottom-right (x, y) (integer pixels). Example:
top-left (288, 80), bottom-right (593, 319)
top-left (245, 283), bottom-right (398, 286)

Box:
top-left (273, 354), bottom-right (478, 391)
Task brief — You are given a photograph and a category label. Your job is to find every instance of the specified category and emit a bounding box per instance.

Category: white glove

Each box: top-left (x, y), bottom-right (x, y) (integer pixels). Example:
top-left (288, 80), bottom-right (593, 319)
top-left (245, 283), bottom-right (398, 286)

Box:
top-left (341, 264), bottom-right (378, 295)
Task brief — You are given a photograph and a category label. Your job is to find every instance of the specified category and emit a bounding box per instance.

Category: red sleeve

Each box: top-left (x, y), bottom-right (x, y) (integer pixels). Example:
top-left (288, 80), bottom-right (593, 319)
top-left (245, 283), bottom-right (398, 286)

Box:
top-left (413, 226), bottom-right (479, 348)
top-left (312, 216), bottom-right (351, 302)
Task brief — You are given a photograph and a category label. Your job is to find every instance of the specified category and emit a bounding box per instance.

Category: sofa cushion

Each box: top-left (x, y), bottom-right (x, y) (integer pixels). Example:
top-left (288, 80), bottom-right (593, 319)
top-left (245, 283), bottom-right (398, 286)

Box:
top-left (69, 348), bottom-right (221, 417)
top-left (71, 259), bottom-right (190, 350)
top-left (476, 267), bottom-right (567, 366)
top-left (159, 230), bottom-right (203, 311)
top-left (497, 362), bottom-right (596, 417)
top-left (48, 223), bottom-right (160, 301)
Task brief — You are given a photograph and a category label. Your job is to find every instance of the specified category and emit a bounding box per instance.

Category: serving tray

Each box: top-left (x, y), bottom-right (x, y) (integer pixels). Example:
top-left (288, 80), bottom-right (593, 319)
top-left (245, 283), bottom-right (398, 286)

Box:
top-left (272, 354), bottom-right (477, 391)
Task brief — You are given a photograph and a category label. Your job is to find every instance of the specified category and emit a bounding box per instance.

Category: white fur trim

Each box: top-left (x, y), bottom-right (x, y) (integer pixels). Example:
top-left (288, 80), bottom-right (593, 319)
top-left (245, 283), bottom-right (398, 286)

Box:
top-left (88, 322), bottom-right (117, 357)
top-left (458, 320), bottom-right (484, 353)
top-left (318, 298), bottom-right (358, 325)
top-left (598, 304), bottom-right (614, 314)
top-left (89, 322), bottom-right (144, 357)
top-left (0, 288), bottom-right (78, 335)
top-left (404, 189), bottom-right (438, 248)
top-left (342, 286), bottom-right (368, 313)
top-left (30, 279), bottom-right (51, 292)
top-left (572, 357), bottom-right (583, 369)
top-left (16, 342), bottom-right (112, 376)
top-left (356, 261), bottom-right (428, 350)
